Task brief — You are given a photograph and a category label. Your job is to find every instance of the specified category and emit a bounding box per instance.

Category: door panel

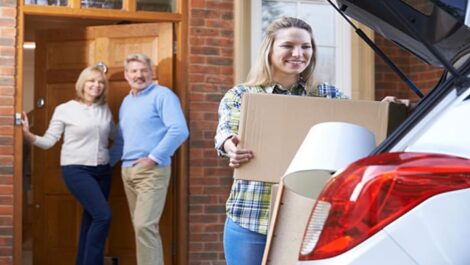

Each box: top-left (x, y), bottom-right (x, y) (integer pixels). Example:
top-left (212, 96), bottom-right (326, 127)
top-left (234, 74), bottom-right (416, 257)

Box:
top-left (32, 23), bottom-right (174, 265)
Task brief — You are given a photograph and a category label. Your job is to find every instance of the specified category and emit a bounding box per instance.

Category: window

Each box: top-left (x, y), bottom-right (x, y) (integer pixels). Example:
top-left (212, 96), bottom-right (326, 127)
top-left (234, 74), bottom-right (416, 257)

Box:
top-left (401, 0), bottom-right (467, 21)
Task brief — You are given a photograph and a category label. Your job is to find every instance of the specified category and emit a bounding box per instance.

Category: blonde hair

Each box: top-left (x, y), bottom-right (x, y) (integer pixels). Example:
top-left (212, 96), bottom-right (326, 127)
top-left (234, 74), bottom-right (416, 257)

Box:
top-left (245, 17), bottom-right (317, 90)
top-left (75, 66), bottom-right (108, 105)
top-left (124, 53), bottom-right (153, 74)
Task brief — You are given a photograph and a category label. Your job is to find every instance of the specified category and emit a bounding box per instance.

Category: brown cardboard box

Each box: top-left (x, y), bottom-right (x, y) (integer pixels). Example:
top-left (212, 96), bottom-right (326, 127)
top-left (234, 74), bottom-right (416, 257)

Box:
top-left (262, 170), bottom-right (332, 265)
top-left (234, 93), bottom-right (407, 183)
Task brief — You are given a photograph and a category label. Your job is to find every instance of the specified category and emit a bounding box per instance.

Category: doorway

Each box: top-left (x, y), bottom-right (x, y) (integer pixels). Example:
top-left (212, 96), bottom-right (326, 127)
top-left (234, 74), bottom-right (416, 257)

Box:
top-left (22, 16), bottom-right (182, 265)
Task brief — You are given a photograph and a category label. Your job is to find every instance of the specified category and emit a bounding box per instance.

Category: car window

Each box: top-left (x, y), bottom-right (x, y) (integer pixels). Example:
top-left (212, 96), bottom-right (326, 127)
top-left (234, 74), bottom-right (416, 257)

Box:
top-left (401, 0), bottom-right (467, 22)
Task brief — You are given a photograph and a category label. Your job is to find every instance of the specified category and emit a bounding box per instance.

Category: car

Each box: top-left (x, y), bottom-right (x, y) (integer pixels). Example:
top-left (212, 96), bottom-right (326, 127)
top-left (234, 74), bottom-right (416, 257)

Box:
top-left (297, 0), bottom-right (470, 264)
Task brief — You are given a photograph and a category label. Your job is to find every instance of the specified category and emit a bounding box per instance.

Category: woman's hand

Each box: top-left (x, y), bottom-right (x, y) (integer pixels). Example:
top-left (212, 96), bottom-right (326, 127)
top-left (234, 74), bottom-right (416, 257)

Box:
top-left (223, 135), bottom-right (254, 168)
top-left (381, 96), bottom-right (411, 107)
top-left (21, 112), bottom-right (30, 133)
top-left (381, 96), bottom-right (419, 113)
top-left (21, 112), bottom-right (36, 143)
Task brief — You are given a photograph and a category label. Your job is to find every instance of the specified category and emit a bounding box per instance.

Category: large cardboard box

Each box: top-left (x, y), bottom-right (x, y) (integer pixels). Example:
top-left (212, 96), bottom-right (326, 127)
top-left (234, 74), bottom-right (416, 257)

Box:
top-left (263, 170), bottom-right (332, 265)
top-left (234, 93), bottom-right (407, 183)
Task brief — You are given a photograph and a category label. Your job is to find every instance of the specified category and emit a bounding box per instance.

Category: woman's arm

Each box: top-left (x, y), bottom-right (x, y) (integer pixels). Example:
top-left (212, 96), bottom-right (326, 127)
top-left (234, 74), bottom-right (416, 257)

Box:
top-left (215, 87), bottom-right (254, 168)
top-left (22, 107), bottom-right (64, 149)
top-left (215, 87), bottom-right (243, 155)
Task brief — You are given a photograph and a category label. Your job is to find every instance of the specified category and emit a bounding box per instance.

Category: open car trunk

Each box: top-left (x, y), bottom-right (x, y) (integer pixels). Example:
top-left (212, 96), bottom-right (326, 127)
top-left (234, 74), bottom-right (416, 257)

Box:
top-left (335, 0), bottom-right (470, 67)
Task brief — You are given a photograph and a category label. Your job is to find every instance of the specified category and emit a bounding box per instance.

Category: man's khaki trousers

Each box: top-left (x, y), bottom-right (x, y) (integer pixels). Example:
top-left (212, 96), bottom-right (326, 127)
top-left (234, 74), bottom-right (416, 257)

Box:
top-left (122, 164), bottom-right (171, 265)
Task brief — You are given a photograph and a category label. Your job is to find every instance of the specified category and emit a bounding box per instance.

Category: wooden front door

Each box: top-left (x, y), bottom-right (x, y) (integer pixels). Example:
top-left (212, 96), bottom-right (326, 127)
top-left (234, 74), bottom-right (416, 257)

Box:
top-left (31, 23), bottom-right (174, 265)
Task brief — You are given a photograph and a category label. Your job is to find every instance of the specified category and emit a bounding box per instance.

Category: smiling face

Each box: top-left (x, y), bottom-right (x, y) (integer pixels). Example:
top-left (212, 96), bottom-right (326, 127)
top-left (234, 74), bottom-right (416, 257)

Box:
top-left (124, 60), bottom-right (153, 94)
top-left (82, 71), bottom-right (106, 104)
top-left (270, 27), bottom-right (313, 86)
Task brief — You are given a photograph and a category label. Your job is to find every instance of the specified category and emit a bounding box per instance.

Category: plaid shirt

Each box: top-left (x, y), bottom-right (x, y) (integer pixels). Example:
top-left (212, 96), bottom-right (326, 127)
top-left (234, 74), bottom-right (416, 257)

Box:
top-left (215, 82), bottom-right (346, 235)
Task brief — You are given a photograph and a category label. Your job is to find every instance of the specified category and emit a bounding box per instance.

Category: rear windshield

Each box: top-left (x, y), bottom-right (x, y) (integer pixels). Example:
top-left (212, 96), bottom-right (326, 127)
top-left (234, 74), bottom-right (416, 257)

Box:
top-left (401, 0), bottom-right (466, 22)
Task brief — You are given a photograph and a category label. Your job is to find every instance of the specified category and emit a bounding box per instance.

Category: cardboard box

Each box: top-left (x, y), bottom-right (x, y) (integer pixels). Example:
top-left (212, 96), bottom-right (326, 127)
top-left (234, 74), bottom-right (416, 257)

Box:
top-left (234, 93), bottom-right (407, 183)
top-left (262, 170), bottom-right (332, 265)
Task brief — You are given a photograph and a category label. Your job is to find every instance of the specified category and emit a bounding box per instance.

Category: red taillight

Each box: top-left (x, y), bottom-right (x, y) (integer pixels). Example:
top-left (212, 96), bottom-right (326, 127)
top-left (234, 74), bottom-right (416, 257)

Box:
top-left (299, 152), bottom-right (470, 260)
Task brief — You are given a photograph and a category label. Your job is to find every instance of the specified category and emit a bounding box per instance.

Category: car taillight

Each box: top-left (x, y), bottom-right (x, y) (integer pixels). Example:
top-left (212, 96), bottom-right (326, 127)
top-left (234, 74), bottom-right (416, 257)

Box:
top-left (299, 152), bottom-right (470, 261)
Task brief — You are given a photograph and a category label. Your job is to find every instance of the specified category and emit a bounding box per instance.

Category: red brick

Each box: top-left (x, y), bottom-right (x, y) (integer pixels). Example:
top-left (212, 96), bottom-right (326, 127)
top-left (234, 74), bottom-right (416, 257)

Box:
top-left (0, 18), bottom-right (15, 27)
top-left (0, 206), bottom-right (12, 215)
top-left (0, 97), bottom-right (13, 106)
top-left (0, 28), bottom-right (15, 38)
top-left (0, 47), bottom-right (14, 58)
top-left (0, 7), bottom-right (16, 17)
top-left (0, 237), bottom-right (12, 247)
top-left (191, 9), bottom-right (220, 19)
top-left (189, 64), bottom-right (220, 74)
top-left (0, 126), bottom-right (13, 135)
top-left (0, 216), bottom-right (12, 226)
top-left (0, 247), bottom-right (12, 256)
top-left (190, 17), bottom-right (205, 27)
top-left (0, 196), bottom-right (12, 204)
top-left (0, 87), bottom-right (13, 96)
top-left (190, 46), bottom-right (220, 56)
top-left (191, 0), bottom-right (206, 8)
top-left (0, 68), bottom-right (14, 76)
top-left (0, 185), bottom-right (12, 195)
top-left (189, 55), bottom-right (206, 64)
top-left (0, 157), bottom-right (12, 165)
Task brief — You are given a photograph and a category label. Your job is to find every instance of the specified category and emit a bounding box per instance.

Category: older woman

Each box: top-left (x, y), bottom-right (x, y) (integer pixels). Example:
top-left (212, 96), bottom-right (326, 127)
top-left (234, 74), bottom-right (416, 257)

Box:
top-left (22, 65), bottom-right (114, 265)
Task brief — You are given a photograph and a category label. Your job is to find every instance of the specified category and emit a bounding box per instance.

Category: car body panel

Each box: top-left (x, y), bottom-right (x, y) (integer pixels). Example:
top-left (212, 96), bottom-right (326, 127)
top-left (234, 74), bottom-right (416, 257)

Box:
top-left (405, 96), bottom-right (470, 158)
top-left (297, 230), bottom-right (416, 265)
top-left (385, 189), bottom-right (470, 265)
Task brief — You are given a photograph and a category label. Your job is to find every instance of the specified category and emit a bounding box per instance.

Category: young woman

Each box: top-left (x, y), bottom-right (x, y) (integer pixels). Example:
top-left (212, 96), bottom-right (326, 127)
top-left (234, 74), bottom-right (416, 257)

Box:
top-left (215, 17), bottom-right (346, 265)
top-left (22, 65), bottom-right (114, 265)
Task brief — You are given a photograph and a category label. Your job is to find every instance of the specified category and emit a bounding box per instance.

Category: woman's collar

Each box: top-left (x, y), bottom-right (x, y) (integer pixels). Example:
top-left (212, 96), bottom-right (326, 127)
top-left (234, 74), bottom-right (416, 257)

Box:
top-left (266, 81), bottom-right (306, 95)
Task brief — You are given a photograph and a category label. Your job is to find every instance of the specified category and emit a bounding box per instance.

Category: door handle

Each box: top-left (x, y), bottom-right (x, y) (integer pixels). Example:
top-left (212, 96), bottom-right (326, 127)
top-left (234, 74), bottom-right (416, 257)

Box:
top-left (96, 61), bottom-right (108, 73)
top-left (36, 97), bottom-right (45, 108)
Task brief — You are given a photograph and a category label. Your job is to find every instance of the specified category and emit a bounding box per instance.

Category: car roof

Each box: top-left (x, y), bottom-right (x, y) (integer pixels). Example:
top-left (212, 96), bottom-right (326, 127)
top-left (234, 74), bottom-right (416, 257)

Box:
top-left (335, 0), bottom-right (470, 67)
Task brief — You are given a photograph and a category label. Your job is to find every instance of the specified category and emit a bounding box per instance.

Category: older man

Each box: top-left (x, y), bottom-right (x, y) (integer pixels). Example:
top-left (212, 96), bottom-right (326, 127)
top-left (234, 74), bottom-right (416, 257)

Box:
top-left (111, 53), bottom-right (189, 265)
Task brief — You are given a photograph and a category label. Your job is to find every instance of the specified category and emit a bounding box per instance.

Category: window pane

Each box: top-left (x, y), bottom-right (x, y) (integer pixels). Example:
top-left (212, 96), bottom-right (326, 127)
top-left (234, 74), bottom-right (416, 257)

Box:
top-left (262, 1), bottom-right (296, 33)
top-left (81, 0), bottom-right (121, 9)
top-left (401, 0), bottom-right (434, 15)
top-left (315, 46), bottom-right (336, 84)
top-left (401, 0), bottom-right (466, 21)
top-left (25, 0), bottom-right (67, 6)
top-left (137, 0), bottom-right (175, 12)
top-left (299, 3), bottom-right (335, 46)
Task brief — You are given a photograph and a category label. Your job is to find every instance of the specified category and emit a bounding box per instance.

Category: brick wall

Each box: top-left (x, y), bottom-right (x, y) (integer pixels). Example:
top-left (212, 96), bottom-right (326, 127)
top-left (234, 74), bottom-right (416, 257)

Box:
top-left (188, 0), bottom-right (234, 264)
top-left (0, 0), bottom-right (17, 264)
top-left (375, 34), bottom-right (443, 101)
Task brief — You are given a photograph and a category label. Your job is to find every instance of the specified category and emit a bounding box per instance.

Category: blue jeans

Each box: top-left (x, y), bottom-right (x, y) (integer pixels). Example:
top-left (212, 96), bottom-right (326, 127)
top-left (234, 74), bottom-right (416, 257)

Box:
top-left (61, 164), bottom-right (112, 265)
top-left (223, 217), bottom-right (267, 265)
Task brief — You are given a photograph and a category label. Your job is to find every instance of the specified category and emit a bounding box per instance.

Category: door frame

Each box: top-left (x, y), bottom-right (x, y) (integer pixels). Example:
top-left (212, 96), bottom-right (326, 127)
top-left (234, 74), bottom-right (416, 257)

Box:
top-left (15, 3), bottom-right (189, 265)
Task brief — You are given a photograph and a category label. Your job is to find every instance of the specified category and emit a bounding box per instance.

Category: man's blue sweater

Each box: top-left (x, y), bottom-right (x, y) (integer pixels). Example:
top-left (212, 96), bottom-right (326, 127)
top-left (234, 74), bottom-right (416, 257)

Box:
top-left (110, 83), bottom-right (189, 167)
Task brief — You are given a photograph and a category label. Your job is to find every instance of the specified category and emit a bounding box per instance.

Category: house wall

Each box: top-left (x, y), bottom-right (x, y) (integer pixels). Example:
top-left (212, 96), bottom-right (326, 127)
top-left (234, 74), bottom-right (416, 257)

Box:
top-left (187, 0), bottom-right (234, 264)
top-left (374, 34), bottom-right (443, 101)
top-left (0, 0), bottom-right (17, 263)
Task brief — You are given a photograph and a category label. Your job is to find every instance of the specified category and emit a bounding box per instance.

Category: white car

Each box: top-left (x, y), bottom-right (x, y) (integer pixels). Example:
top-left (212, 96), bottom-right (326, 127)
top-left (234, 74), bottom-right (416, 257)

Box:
top-left (298, 0), bottom-right (470, 264)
